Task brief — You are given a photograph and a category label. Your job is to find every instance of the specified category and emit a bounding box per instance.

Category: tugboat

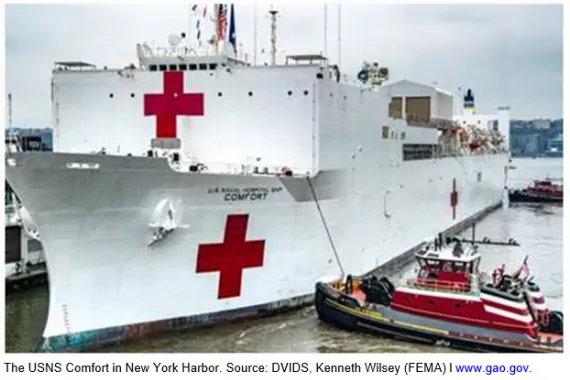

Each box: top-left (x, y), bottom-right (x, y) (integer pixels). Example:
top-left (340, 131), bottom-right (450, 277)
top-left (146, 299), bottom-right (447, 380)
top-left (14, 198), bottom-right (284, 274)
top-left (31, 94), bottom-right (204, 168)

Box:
top-left (509, 179), bottom-right (563, 204)
top-left (315, 238), bottom-right (563, 353)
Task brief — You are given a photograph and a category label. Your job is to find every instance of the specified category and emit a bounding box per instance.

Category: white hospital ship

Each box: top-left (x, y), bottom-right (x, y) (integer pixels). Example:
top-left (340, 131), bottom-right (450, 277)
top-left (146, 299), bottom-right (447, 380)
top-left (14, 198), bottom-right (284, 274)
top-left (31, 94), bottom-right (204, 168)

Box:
top-left (5, 5), bottom-right (511, 352)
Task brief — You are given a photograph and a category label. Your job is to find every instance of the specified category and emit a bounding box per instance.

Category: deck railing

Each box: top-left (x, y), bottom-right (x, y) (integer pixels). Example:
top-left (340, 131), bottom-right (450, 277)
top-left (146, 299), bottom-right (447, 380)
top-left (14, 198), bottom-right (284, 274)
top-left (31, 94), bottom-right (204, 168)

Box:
top-left (406, 278), bottom-right (474, 294)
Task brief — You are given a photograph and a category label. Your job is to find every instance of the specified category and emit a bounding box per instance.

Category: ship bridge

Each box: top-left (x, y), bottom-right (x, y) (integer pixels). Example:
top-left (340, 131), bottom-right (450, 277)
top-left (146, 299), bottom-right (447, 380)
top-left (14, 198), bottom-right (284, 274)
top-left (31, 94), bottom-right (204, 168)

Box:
top-left (136, 39), bottom-right (250, 74)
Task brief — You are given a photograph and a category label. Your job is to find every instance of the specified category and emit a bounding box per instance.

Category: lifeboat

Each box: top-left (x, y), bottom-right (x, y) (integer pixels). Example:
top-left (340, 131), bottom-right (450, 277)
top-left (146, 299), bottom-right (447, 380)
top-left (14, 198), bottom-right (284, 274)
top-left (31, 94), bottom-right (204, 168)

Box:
top-left (509, 179), bottom-right (563, 204)
top-left (314, 239), bottom-right (563, 353)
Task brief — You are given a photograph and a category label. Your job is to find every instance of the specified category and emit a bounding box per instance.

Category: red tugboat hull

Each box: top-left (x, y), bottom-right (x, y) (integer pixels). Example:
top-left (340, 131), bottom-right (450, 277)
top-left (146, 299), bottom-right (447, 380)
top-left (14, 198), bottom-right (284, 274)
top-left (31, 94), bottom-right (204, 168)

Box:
top-left (314, 240), bottom-right (563, 353)
top-left (509, 179), bottom-right (563, 204)
top-left (315, 281), bottom-right (563, 353)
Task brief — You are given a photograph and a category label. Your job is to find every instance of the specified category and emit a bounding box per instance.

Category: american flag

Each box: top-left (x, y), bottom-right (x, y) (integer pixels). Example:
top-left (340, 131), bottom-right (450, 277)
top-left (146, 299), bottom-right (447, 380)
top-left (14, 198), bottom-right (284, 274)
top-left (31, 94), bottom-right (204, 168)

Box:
top-left (216, 4), bottom-right (228, 41)
top-left (513, 255), bottom-right (531, 279)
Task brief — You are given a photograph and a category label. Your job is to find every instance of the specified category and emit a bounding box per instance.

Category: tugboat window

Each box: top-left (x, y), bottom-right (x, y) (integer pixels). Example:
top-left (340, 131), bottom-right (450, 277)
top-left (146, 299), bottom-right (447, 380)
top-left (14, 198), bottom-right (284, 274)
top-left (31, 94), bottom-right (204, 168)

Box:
top-left (149, 65), bottom-right (158, 71)
top-left (169, 64), bottom-right (177, 71)
top-left (199, 63), bottom-right (207, 70)
top-left (453, 262), bottom-right (466, 272)
top-left (189, 64), bottom-right (197, 70)
top-left (159, 64), bottom-right (167, 71)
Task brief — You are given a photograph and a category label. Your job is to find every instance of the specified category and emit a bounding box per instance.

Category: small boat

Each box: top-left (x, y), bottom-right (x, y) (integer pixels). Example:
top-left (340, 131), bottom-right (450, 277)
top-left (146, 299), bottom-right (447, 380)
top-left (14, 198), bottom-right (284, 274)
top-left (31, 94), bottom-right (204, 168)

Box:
top-left (509, 179), bottom-right (563, 204)
top-left (314, 239), bottom-right (563, 353)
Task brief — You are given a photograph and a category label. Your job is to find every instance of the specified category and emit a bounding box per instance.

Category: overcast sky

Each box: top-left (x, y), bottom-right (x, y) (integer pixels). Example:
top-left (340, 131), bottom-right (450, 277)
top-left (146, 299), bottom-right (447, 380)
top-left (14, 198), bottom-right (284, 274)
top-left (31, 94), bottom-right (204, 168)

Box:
top-left (4, 3), bottom-right (563, 127)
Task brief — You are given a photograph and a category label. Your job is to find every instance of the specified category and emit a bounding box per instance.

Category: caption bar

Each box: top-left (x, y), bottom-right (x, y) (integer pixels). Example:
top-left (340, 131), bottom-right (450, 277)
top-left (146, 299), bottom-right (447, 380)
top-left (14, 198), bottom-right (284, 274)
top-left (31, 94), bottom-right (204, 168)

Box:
top-left (4, 361), bottom-right (533, 376)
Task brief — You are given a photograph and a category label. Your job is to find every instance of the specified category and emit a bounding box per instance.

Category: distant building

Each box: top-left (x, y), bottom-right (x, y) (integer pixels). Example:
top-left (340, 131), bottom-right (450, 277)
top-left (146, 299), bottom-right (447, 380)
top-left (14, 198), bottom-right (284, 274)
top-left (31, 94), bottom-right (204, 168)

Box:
top-left (545, 134), bottom-right (563, 157)
top-left (531, 119), bottom-right (550, 129)
top-left (5, 128), bottom-right (53, 151)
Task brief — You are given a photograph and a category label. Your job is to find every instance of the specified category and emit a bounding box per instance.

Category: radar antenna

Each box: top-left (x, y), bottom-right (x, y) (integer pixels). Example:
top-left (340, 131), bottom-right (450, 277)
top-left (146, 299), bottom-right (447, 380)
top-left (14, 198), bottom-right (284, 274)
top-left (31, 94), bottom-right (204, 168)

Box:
top-left (269, 6), bottom-right (278, 65)
top-left (168, 33), bottom-right (182, 55)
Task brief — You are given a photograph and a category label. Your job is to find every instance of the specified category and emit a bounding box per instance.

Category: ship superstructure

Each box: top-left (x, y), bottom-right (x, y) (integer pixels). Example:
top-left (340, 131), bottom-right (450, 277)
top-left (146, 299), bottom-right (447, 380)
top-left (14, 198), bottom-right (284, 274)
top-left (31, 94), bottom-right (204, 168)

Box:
top-left (5, 5), bottom-right (510, 352)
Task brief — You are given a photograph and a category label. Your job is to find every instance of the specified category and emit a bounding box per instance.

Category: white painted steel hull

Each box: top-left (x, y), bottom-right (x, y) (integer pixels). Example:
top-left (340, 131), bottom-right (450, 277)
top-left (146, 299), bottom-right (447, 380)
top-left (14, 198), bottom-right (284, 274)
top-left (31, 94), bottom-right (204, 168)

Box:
top-left (6, 151), bottom-right (508, 351)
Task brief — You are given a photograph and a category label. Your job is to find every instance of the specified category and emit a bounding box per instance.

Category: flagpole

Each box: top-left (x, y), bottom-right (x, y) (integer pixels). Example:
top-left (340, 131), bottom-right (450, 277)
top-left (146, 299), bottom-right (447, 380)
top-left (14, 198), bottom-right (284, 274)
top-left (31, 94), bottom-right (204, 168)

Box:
top-left (188, 5), bottom-right (192, 51)
top-left (214, 4), bottom-right (219, 55)
top-left (323, 4), bottom-right (328, 58)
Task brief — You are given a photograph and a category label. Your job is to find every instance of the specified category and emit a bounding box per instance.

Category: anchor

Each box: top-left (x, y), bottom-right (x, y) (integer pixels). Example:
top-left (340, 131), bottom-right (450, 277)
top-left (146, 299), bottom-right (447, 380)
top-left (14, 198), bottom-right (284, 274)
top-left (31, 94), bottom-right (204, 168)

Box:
top-left (147, 198), bottom-right (189, 247)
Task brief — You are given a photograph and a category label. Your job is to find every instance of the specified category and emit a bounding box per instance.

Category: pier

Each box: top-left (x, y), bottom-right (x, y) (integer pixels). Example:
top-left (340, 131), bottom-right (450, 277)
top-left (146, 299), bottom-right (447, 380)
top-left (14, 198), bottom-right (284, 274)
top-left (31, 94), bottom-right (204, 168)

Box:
top-left (6, 263), bottom-right (48, 293)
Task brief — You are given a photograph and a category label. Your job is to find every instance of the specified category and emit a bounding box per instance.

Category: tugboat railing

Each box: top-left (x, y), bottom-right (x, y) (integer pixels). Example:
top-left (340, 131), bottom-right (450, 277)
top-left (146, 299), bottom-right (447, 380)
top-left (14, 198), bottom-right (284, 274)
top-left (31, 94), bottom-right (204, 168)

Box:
top-left (406, 278), bottom-right (477, 295)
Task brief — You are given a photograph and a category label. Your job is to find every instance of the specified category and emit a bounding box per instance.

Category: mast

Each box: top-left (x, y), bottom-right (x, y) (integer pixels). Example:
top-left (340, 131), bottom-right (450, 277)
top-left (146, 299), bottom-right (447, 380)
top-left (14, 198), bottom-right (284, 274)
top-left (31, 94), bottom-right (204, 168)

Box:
top-left (269, 6), bottom-right (278, 65)
top-left (253, 4), bottom-right (258, 65)
top-left (8, 93), bottom-right (12, 129)
top-left (337, 5), bottom-right (341, 66)
top-left (323, 4), bottom-right (328, 57)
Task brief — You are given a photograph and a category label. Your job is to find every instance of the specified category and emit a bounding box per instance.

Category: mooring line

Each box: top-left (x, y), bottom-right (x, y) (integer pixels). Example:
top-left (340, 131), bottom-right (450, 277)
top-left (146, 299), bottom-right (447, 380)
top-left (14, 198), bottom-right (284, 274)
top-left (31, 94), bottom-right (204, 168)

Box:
top-left (306, 176), bottom-right (345, 278)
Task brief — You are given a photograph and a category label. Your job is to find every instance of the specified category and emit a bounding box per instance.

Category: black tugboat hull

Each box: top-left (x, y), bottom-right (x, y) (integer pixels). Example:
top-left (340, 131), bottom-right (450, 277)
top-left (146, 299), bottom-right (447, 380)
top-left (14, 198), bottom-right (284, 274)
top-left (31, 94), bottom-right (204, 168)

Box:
top-left (315, 282), bottom-right (563, 353)
top-left (509, 191), bottom-right (562, 204)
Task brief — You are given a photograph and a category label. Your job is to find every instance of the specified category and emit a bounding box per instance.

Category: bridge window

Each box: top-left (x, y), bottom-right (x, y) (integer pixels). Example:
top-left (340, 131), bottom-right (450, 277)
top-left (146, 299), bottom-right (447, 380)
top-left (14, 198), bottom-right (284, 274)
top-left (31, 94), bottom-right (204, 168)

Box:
top-left (179, 64), bottom-right (188, 71)
top-left (159, 64), bottom-right (167, 71)
top-left (168, 64), bottom-right (177, 71)
top-left (149, 64), bottom-right (158, 72)
top-left (199, 63), bottom-right (207, 70)
top-left (403, 144), bottom-right (437, 161)
top-left (189, 64), bottom-right (197, 70)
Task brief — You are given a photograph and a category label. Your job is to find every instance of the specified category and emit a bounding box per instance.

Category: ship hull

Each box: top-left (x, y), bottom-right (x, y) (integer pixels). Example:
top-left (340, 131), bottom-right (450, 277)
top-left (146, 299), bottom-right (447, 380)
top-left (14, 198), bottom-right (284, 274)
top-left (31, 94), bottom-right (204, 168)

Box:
top-left (6, 151), bottom-right (508, 352)
top-left (315, 282), bottom-right (563, 353)
top-left (508, 191), bottom-right (562, 204)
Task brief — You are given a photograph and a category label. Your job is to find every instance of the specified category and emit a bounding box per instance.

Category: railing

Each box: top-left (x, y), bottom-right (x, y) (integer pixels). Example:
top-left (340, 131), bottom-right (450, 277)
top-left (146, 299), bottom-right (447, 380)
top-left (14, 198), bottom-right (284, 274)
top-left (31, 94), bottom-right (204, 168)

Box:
top-left (168, 153), bottom-right (311, 178)
top-left (406, 278), bottom-right (474, 294)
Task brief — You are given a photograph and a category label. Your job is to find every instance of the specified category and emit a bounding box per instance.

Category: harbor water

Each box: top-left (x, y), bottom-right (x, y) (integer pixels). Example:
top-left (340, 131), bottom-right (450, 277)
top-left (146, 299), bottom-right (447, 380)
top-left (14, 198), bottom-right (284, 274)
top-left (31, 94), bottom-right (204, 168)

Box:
top-left (5, 157), bottom-right (563, 353)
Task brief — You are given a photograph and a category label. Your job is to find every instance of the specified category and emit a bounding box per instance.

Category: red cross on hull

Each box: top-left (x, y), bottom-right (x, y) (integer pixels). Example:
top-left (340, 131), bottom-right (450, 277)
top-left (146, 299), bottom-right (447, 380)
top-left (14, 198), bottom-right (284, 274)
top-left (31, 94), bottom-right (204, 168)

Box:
top-left (450, 178), bottom-right (459, 219)
top-left (196, 214), bottom-right (265, 299)
top-left (144, 71), bottom-right (205, 139)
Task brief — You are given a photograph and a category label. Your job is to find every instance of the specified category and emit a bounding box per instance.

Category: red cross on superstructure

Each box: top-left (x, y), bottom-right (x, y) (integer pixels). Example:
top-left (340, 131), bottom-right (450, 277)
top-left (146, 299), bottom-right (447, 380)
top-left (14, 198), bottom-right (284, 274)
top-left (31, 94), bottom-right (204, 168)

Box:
top-left (450, 178), bottom-right (459, 220)
top-left (144, 71), bottom-right (204, 139)
top-left (196, 214), bottom-right (265, 300)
